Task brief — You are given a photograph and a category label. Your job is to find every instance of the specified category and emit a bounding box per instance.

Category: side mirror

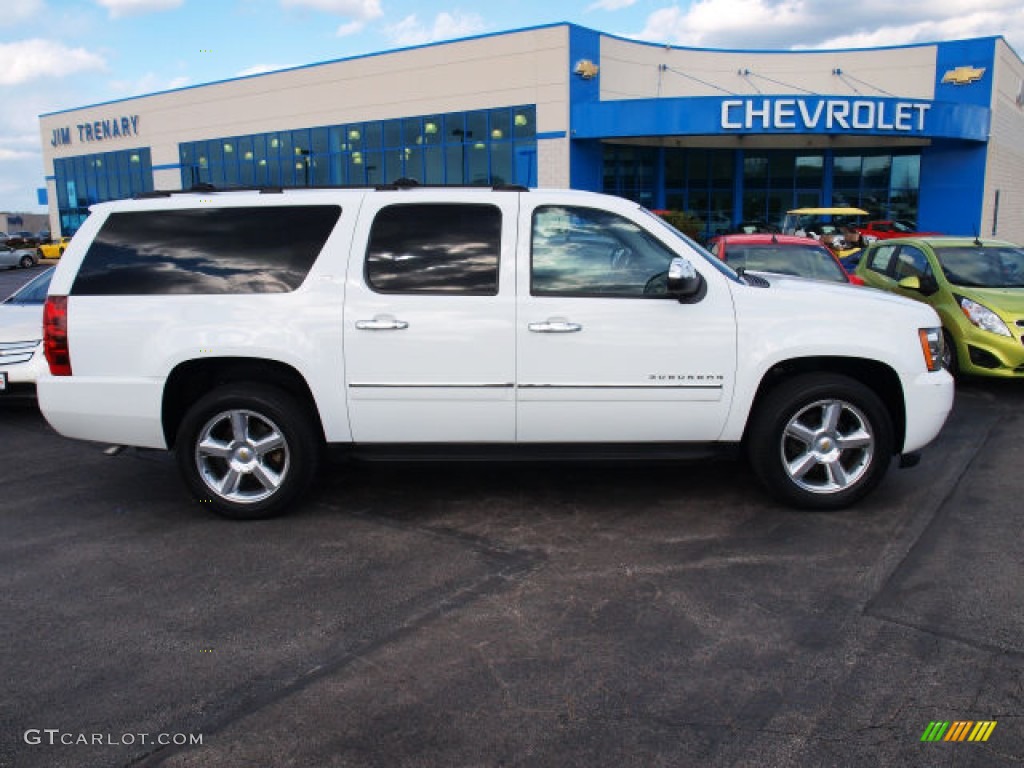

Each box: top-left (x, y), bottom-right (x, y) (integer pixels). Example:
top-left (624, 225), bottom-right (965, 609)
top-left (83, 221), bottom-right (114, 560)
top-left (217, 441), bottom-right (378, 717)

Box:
top-left (897, 275), bottom-right (921, 291)
top-left (667, 257), bottom-right (705, 302)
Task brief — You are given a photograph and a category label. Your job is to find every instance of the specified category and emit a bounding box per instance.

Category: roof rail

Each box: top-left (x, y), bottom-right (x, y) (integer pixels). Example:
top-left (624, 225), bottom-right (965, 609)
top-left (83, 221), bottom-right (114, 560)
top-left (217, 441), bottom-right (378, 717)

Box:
top-left (133, 181), bottom-right (531, 200)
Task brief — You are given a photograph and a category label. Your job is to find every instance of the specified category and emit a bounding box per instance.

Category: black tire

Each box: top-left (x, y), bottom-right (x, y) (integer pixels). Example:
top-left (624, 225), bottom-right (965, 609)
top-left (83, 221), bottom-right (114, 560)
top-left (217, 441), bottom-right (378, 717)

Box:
top-left (175, 384), bottom-right (321, 520)
top-left (941, 330), bottom-right (959, 376)
top-left (747, 373), bottom-right (894, 510)
top-left (19, 254), bottom-right (35, 268)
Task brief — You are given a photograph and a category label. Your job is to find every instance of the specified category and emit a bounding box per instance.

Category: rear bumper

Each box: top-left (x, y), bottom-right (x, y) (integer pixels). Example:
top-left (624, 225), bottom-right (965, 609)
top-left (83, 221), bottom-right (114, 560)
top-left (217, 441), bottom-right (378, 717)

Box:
top-left (37, 376), bottom-right (168, 449)
top-left (901, 370), bottom-right (954, 453)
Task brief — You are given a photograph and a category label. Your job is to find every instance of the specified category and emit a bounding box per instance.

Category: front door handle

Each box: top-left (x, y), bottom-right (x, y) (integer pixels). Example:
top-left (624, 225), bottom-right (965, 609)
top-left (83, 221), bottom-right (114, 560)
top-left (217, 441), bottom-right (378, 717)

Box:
top-left (528, 320), bottom-right (582, 333)
top-left (356, 317), bottom-right (409, 331)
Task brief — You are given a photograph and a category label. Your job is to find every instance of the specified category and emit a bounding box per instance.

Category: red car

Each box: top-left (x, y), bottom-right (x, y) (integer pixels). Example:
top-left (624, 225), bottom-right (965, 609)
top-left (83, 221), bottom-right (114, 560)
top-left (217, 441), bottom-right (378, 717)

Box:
top-left (708, 233), bottom-right (863, 285)
top-left (850, 220), bottom-right (939, 246)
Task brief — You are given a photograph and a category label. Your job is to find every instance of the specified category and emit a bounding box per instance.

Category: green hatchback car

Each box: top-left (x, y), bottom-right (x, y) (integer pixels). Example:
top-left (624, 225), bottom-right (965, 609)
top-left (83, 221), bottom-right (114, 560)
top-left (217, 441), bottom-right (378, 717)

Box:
top-left (855, 237), bottom-right (1024, 377)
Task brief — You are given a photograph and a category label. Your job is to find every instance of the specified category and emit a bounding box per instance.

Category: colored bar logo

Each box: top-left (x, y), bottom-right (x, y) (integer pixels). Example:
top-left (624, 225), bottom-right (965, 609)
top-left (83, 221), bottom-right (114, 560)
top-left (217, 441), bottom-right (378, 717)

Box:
top-left (921, 721), bottom-right (997, 742)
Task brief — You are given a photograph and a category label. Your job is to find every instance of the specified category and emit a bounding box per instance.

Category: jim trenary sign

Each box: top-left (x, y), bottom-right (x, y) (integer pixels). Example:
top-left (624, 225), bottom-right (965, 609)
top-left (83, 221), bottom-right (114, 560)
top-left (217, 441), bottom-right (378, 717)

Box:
top-left (50, 115), bottom-right (141, 147)
top-left (720, 97), bottom-right (931, 133)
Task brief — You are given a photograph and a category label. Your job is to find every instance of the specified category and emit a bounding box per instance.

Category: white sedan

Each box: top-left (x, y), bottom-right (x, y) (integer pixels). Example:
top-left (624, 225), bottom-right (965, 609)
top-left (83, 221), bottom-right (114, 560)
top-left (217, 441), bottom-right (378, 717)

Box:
top-left (0, 244), bottom-right (38, 269)
top-left (0, 268), bottom-right (52, 397)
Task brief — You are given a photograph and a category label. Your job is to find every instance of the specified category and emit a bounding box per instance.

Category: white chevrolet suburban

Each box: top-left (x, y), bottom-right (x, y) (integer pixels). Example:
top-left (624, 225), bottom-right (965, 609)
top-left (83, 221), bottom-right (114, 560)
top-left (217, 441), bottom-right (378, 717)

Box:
top-left (38, 185), bottom-right (953, 519)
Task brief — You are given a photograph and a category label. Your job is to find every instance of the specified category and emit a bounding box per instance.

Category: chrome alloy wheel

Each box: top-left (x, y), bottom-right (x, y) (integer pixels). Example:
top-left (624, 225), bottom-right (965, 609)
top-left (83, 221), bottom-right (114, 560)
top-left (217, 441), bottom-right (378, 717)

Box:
top-left (780, 398), bottom-right (875, 494)
top-left (194, 408), bottom-right (290, 504)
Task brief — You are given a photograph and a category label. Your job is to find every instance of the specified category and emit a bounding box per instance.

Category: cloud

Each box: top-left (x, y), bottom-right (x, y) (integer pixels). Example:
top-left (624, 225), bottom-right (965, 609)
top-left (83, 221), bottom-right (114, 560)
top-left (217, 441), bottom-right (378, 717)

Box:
top-left (0, 148), bottom-right (38, 162)
top-left (336, 20), bottom-right (365, 36)
top-left (282, 0), bottom-right (382, 20)
top-left (95, 0), bottom-right (184, 18)
top-left (635, 0), bottom-right (1024, 53)
top-left (108, 73), bottom-right (190, 97)
top-left (588, 0), bottom-right (638, 11)
top-left (0, 39), bottom-right (106, 86)
top-left (0, 0), bottom-right (44, 26)
top-left (384, 11), bottom-right (486, 47)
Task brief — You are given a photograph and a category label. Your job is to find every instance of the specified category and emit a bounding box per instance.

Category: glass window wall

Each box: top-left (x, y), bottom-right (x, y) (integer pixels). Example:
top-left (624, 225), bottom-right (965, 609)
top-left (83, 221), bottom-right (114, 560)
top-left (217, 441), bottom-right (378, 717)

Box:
top-left (54, 147), bottom-right (153, 236)
top-left (603, 145), bottom-right (922, 241)
top-left (179, 105), bottom-right (537, 191)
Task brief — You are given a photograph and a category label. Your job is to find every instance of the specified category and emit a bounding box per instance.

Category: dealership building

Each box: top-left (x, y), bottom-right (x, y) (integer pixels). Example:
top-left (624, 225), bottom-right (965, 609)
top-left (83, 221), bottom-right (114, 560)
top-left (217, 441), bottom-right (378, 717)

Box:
top-left (38, 23), bottom-right (1024, 243)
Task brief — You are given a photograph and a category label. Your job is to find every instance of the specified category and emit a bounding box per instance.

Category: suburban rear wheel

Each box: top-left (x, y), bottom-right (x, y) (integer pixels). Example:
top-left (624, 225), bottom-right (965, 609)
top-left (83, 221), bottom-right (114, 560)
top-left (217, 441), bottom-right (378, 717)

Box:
top-left (747, 373), bottom-right (894, 510)
top-left (175, 384), bottom-right (320, 519)
top-left (19, 254), bottom-right (34, 268)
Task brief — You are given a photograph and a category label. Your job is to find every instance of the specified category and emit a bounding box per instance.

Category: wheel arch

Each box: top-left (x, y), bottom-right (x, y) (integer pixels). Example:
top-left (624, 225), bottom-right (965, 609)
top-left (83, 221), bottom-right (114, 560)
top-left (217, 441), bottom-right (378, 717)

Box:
top-left (743, 357), bottom-right (906, 453)
top-left (162, 357), bottom-right (325, 449)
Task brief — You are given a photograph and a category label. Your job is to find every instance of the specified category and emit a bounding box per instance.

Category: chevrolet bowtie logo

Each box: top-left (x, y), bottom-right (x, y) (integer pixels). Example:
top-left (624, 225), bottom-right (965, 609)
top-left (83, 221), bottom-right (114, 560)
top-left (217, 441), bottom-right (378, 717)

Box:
top-left (942, 66), bottom-right (986, 85)
top-left (574, 59), bottom-right (599, 79)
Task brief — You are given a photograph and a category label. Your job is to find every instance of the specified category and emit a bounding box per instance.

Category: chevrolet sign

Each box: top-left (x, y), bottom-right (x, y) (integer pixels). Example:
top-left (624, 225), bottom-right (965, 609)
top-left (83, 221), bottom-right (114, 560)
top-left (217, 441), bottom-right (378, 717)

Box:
top-left (720, 98), bottom-right (931, 132)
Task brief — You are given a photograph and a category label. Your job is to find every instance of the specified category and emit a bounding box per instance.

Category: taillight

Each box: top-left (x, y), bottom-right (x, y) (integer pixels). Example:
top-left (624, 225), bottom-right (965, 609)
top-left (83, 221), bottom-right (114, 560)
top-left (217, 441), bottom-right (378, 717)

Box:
top-left (43, 295), bottom-right (72, 376)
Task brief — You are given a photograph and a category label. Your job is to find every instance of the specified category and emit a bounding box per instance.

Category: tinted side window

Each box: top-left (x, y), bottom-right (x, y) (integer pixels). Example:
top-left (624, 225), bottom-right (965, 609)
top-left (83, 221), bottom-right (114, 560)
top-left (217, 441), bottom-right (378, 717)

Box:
top-left (866, 244), bottom-right (898, 276)
top-left (365, 204), bottom-right (500, 294)
top-left (72, 206), bottom-right (341, 295)
top-left (531, 206), bottom-right (675, 297)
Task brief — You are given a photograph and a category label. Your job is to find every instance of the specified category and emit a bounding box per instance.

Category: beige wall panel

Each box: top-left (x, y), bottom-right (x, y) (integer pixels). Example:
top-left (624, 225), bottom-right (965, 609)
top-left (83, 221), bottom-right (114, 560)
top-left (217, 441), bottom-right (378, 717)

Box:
top-left (537, 138), bottom-right (569, 187)
top-left (984, 39), bottom-right (1024, 243)
top-left (600, 36), bottom-right (937, 100)
top-left (41, 26), bottom-right (570, 179)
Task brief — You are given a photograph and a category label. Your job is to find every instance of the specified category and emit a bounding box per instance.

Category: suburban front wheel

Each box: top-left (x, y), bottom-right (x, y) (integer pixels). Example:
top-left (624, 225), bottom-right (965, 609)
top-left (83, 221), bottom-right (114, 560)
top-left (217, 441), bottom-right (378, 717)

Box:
top-left (175, 384), bottom-right (320, 519)
top-left (747, 373), bottom-right (894, 510)
top-left (19, 255), bottom-right (34, 268)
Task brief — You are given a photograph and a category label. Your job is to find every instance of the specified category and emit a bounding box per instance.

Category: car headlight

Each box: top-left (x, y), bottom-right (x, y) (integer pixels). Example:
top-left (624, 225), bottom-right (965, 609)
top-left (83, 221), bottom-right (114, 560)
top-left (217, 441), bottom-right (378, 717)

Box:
top-left (957, 296), bottom-right (1011, 337)
top-left (918, 327), bottom-right (943, 372)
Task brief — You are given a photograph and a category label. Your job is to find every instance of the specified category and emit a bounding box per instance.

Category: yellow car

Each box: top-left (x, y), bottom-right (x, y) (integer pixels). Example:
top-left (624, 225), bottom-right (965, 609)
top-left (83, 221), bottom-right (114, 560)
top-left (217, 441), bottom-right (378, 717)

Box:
top-left (36, 236), bottom-right (71, 259)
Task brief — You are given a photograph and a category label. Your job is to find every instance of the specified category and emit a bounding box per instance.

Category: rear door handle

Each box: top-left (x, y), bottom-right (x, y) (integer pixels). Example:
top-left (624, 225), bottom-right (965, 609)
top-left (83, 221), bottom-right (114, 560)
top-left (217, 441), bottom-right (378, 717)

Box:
top-left (528, 321), bottom-right (582, 333)
top-left (356, 317), bottom-right (409, 331)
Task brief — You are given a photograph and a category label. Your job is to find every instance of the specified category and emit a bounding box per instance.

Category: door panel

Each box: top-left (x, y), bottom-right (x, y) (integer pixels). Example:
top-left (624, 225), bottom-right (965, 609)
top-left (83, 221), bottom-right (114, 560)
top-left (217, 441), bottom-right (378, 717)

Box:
top-left (516, 201), bottom-right (737, 443)
top-left (343, 193), bottom-right (518, 443)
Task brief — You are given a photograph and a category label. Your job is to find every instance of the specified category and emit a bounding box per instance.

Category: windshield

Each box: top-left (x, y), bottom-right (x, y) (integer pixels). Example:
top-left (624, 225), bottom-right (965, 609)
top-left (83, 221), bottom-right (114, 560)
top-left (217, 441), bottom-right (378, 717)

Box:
top-left (640, 208), bottom-right (742, 283)
top-left (934, 246), bottom-right (1024, 288)
top-left (725, 243), bottom-right (848, 283)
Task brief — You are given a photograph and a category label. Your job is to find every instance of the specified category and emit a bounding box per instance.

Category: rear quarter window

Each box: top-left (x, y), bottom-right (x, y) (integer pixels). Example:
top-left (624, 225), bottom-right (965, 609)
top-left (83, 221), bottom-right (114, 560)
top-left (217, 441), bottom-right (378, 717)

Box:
top-left (71, 205), bottom-right (341, 295)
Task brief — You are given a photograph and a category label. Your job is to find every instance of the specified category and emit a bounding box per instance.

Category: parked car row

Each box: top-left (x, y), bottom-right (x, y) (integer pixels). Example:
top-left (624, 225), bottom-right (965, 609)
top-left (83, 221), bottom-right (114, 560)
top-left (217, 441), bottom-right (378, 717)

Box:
top-left (706, 223), bottom-right (1024, 379)
top-left (1, 230), bottom-right (50, 249)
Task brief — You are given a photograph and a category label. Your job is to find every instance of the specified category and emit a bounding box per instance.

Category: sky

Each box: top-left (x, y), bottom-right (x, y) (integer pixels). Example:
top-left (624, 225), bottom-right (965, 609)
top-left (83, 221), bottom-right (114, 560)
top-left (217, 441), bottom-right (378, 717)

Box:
top-left (1, 0), bottom-right (1023, 214)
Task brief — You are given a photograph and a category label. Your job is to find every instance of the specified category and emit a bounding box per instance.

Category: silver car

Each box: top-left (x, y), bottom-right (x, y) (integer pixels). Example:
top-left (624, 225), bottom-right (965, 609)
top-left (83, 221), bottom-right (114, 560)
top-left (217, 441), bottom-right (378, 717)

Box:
top-left (0, 244), bottom-right (38, 269)
top-left (0, 268), bottom-right (53, 396)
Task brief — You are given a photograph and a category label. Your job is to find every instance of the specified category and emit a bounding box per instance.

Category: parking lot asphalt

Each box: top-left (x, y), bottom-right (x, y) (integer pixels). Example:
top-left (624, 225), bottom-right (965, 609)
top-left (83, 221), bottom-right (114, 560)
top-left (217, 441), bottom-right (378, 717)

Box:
top-left (2, 375), bottom-right (1022, 767)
